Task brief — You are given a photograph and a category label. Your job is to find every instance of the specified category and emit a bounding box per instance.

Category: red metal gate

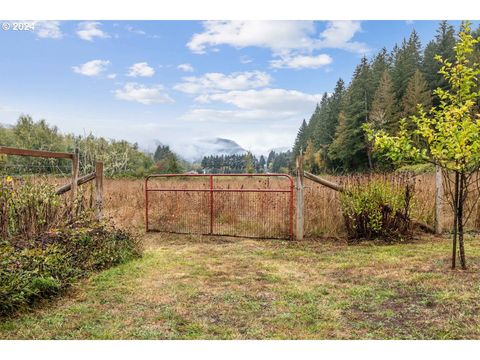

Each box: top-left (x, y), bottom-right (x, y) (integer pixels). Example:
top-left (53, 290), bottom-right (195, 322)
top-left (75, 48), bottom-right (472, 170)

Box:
top-left (145, 174), bottom-right (294, 239)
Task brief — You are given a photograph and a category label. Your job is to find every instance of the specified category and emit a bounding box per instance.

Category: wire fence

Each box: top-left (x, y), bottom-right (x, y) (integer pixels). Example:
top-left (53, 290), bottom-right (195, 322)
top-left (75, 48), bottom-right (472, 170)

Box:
top-left (0, 158), bottom-right (96, 177)
top-left (145, 174), bottom-right (294, 239)
top-left (0, 153), bottom-right (93, 205)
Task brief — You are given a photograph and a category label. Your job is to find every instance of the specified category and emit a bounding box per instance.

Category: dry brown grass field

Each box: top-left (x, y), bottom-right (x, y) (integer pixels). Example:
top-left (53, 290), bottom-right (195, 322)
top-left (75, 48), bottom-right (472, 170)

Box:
top-left (98, 173), bottom-right (480, 238)
top-left (28, 172), bottom-right (480, 238)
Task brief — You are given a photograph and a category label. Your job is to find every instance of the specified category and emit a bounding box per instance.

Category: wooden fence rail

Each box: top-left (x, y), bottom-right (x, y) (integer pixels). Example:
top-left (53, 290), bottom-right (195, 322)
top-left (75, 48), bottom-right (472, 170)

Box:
top-left (0, 146), bottom-right (73, 159)
top-left (0, 146), bottom-right (103, 220)
top-left (296, 161), bottom-right (436, 236)
top-left (55, 172), bottom-right (96, 195)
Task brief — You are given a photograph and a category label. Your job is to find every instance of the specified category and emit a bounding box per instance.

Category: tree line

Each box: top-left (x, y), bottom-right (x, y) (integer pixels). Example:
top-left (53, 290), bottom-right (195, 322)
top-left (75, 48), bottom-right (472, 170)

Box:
top-left (200, 150), bottom-right (293, 174)
top-left (292, 21), bottom-right (480, 173)
top-left (0, 116), bottom-right (296, 177)
top-left (0, 116), bottom-right (155, 177)
top-left (201, 153), bottom-right (264, 173)
top-left (366, 22), bottom-right (480, 269)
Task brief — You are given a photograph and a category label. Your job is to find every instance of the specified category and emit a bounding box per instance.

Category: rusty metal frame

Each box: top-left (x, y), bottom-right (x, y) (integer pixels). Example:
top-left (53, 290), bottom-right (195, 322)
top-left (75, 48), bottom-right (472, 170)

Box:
top-left (145, 173), bottom-right (294, 239)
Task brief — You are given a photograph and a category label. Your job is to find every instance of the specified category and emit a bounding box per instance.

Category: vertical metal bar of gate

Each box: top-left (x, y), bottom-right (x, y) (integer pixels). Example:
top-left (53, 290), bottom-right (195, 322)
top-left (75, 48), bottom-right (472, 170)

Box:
top-left (209, 175), bottom-right (213, 235)
top-left (145, 176), bottom-right (149, 232)
top-left (144, 173), bottom-right (295, 239)
top-left (290, 178), bottom-right (294, 239)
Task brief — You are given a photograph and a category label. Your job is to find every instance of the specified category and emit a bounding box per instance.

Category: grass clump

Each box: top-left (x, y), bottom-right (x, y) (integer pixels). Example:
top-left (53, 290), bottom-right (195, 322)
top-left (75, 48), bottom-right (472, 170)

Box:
top-left (340, 178), bottom-right (413, 242)
top-left (396, 163), bottom-right (435, 174)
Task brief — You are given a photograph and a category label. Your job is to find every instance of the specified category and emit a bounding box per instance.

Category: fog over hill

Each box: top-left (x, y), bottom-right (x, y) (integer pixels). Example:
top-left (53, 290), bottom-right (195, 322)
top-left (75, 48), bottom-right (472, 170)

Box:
top-left (149, 137), bottom-right (247, 162)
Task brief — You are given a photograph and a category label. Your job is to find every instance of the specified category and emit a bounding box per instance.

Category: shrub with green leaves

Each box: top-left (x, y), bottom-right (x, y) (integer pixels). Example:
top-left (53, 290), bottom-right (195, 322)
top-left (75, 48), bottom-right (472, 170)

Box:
top-left (395, 163), bottom-right (435, 174)
top-left (1, 177), bottom-right (98, 239)
top-left (0, 177), bottom-right (141, 316)
top-left (0, 223), bottom-right (141, 315)
top-left (6, 180), bottom-right (62, 239)
top-left (0, 178), bottom-right (13, 239)
top-left (340, 178), bottom-right (413, 242)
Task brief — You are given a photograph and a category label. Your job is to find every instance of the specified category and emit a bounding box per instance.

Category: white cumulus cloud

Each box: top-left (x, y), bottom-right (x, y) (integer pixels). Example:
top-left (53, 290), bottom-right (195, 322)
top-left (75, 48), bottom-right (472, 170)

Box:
top-left (177, 63), bottom-right (194, 72)
top-left (174, 71), bottom-right (271, 94)
top-left (270, 53), bottom-right (332, 69)
top-left (187, 20), bottom-right (369, 58)
top-left (76, 22), bottom-right (109, 41)
top-left (125, 25), bottom-right (146, 35)
top-left (187, 21), bottom-right (315, 54)
top-left (127, 62), bottom-right (155, 77)
top-left (33, 21), bottom-right (63, 39)
top-left (196, 88), bottom-right (322, 112)
top-left (183, 87), bottom-right (322, 132)
top-left (240, 55), bottom-right (253, 64)
top-left (114, 83), bottom-right (174, 105)
top-left (317, 21), bottom-right (367, 53)
top-left (72, 60), bottom-right (110, 77)
top-left (183, 109), bottom-right (296, 123)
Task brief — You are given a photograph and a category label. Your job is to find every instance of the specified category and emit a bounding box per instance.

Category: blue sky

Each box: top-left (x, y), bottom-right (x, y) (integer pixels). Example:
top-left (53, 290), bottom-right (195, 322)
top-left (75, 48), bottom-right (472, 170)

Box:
top-left (0, 20), bottom-right (474, 159)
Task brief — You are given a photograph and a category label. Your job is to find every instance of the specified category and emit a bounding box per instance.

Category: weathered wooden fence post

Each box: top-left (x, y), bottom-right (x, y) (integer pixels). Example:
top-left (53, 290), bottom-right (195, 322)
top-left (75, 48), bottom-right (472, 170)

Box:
top-left (71, 148), bottom-right (80, 203)
top-left (296, 155), bottom-right (304, 240)
top-left (435, 165), bottom-right (444, 234)
top-left (95, 161), bottom-right (104, 220)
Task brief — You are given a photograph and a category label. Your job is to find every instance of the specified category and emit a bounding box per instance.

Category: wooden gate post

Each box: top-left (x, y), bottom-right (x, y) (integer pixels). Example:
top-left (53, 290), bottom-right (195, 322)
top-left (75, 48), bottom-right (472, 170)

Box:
top-left (95, 161), bottom-right (104, 220)
top-left (435, 165), bottom-right (444, 234)
top-left (71, 148), bottom-right (80, 203)
top-left (296, 156), bottom-right (305, 240)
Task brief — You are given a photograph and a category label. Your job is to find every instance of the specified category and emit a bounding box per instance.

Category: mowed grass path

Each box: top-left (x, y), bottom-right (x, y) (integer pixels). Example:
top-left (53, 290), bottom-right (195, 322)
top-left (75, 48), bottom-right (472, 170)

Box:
top-left (1, 233), bottom-right (480, 339)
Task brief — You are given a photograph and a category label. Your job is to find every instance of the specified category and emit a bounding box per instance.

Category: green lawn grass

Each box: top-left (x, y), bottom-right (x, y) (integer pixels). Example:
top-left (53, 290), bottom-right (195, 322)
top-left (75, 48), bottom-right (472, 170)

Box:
top-left (1, 233), bottom-right (479, 339)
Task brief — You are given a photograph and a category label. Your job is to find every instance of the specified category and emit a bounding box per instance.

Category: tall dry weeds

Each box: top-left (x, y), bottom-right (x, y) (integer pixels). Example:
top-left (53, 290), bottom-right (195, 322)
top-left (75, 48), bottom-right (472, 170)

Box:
top-left (14, 173), bottom-right (478, 239)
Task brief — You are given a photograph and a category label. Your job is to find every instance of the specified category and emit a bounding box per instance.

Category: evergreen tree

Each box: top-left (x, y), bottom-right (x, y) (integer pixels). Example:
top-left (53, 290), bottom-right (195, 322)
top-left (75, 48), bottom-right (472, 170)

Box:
top-left (166, 154), bottom-right (183, 174)
top-left (309, 79), bottom-right (346, 170)
top-left (422, 21), bottom-right (456, 99)
top-left (303, 140), bottom-right (322, 173)
top-left (291, 21), bottom-right (469, 173)
top-left (292, 119), bottom-right (308, 158)
top-left (307, 103), bottom-right (321, 132)
top-left (367, 22), bottom-right (480, 269)
top-left (327, 111), bottom-right (347, 171)
top-left (201, 153), bottom-right (263, 174)
top-left (270, 151), bottom-right (292, 173)
top-left (154, 145), bottom-right (174, 162)
top-left (266, 150), bottom-right (276, 171)
top-left (370, 48), bottom-right (392, 91)
top-left (155, 152), bottom-right (184, 174)
top-left (392, 30), bottom-right (422, 101)
top-left (316, 80), bottom-right (345, 148)
top-left (244, 152), bottom-right (255, 173)
top-left (258, 155), bottom-right (266, 172)
top-left (309, 94), bottom-right (329, 147)
top-left (401, 69), bottom-right (432, 118)
top-left (328, 57), bottom-right (373, 170)
top-left (369, 70), bottom-right (398, 132)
